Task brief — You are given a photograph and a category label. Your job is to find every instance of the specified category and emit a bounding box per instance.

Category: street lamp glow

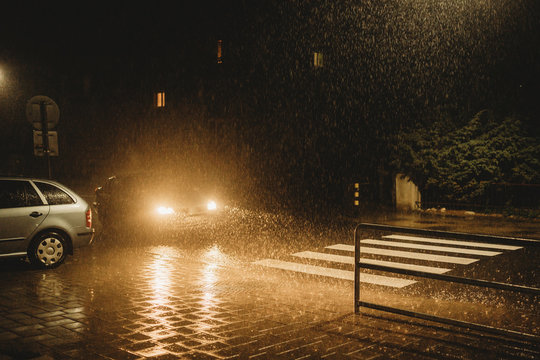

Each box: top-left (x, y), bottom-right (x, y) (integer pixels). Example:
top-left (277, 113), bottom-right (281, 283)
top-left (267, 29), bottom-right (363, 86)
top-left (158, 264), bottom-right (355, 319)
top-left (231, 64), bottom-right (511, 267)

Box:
top-left (0, 67), bottom-right (8, 92)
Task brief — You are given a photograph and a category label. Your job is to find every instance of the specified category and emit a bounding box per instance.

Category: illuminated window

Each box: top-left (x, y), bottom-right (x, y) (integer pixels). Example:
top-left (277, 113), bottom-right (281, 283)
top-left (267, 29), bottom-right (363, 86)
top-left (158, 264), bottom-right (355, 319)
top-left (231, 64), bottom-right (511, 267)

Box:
top-left (313, 52), bottom-right (323, 68)
top-left (217, 40), bottom-right (223, 64)
top-left (156, 92), bottom-right (165, 108)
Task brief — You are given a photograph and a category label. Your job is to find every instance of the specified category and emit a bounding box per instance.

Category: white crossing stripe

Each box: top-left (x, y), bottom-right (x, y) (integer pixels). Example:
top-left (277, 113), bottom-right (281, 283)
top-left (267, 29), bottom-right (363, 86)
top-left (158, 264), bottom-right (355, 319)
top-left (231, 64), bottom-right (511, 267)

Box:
top-left (253, 259), bottom-right (417, 288)
top-left (292, 251), bottom-right (451, 274)
top-left (360, 239), bottom-right (502, 256)
top-left (383, 234), bottom-right (522, 251)
top-left (326, 244), bottom-right (478, 265)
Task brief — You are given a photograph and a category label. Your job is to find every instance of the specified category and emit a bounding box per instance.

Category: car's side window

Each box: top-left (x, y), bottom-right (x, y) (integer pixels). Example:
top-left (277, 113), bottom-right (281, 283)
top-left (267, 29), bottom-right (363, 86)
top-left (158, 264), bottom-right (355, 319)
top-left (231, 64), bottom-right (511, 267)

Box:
top-left (0, 180), bottom-right (43, 209)
top-left (34, 182), bottom-right (75, 205)
top-left (26, 183), bottom-right (43, 206)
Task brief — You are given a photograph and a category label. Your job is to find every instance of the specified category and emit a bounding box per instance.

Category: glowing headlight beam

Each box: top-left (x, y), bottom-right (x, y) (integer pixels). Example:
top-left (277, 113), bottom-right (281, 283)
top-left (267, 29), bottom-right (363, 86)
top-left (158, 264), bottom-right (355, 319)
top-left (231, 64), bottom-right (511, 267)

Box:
top-left (207, 201), bottom-right (217, 211)
top-left (156, 206), bottom-right (174, 215)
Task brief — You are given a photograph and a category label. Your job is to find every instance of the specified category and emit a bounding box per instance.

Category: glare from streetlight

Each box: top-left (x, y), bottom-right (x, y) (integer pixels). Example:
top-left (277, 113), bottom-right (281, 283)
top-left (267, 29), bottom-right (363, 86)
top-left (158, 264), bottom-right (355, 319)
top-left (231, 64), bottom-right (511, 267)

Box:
top-left (0, 66), bottom-right (7, 91)
top-left (0, 65), bottom-right (13, 93)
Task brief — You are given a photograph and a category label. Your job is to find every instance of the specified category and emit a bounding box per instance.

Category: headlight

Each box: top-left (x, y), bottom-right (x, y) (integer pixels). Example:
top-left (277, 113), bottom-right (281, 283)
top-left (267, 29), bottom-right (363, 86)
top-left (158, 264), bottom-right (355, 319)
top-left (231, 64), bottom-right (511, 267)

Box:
top-left (156, 206), bottom-right (174, 215)
top-left (207, 201), bottom-right (217, 211)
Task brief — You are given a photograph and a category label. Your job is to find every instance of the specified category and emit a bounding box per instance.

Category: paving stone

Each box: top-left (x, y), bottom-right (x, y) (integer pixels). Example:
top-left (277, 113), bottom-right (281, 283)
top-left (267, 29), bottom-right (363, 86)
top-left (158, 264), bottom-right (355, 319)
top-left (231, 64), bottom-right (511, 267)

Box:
top-left (0, 331), bottom-right (18, 341)
top-left (182, 338), bottom-right (204, 348)
top-left (176, 326), bottom-right (197, 335)
top-left (4, 312), bottom-right (33, 323)
top-left (223, 335), bottom-right (256, 346)
top-left (320, 352), bottom-right (352, 360)
top-left (63, 306), bottom-right (85, 314)
top-left (180, 351), bottom-right (222, 360)
top-left (158, 334), bottom-right (189, 344)
top-left (0, 318), bottom-right (20, 331)
top-left (123, 322), bottom-right (147, 331)
top-left (43, 318), bottom-right (76, 327)
top-left (63, 312), bottom-right (87, 320)
top-left (164, 343), bottom-right (191, 354)
top-left (189, 331), bottom-right (221, 343)
top-left (183, 313), bottom-right (203, 321)
top-left (171, 319), bottom-right (195, 327)
top-left (143, 324), bottom-right (170, 333)
top-left (19, 333), bottom-right (55, 343)
top-left (146, 353), bottom-right (184, 360)
top-left (195, 340), bottom-right (230, 353)
top-left (11, 323), bottom-right (45, 334)
top-left (349, 344), bottom-right (403, 359)
top-left (134, 346), bottom-right (170, 358)
top-left (94, 345), bottom-right (141, 360)
top-left (0, 222), bottom-right (537, 360)
top-left (125, 332), bottom-right (152, 341)
top-left (34, 311), bottom-right (65, 318)
top-left (123, 340), bottom-right (158, 352)
top-left (391, 351), bottom-right (435, 360)
top-left (0, 341), bottom-right (45, 359)
top-left (108, 337), bottom-right (136, 349)
top-left (101, 325), bottom-right (132, 334)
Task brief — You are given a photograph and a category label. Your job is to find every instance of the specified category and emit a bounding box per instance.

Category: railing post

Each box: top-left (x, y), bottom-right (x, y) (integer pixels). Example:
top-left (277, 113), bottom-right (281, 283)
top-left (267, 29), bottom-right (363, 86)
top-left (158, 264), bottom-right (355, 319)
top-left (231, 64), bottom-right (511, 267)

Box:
top-left (354, 224), bottom-right (360, 314)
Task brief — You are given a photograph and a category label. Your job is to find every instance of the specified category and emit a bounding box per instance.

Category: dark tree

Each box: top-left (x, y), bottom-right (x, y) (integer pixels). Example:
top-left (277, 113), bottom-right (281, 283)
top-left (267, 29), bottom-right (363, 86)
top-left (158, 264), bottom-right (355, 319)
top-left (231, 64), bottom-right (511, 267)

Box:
top-left (392, 110), bottom-right (540, 206)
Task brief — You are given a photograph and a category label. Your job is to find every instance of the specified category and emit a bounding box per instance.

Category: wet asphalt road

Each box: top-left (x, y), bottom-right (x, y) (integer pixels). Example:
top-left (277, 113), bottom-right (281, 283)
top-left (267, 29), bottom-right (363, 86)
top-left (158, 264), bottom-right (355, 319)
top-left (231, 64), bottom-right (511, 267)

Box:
top-left (0, 206), bottom-right (538, 359)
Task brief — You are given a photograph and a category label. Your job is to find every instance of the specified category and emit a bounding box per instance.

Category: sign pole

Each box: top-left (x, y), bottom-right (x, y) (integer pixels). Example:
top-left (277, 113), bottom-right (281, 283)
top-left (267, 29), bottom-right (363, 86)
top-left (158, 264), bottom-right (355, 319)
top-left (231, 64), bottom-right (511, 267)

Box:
top-left (27, 95), bottom-right (60, 178)
top-left (40, 101), bottom-right (52, 179)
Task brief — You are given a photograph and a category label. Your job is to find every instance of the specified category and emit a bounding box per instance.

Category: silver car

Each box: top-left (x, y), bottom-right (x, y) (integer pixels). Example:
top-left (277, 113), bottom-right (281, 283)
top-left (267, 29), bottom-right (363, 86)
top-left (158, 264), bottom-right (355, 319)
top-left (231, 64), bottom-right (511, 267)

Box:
top-left (0, 177), bottom-right (95, 268)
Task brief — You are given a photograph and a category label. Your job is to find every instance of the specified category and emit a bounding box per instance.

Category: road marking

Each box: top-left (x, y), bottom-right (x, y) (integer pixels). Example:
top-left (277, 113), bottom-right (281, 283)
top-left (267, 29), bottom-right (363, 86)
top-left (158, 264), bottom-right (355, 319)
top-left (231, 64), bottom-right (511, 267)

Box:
top-left (325, 244), bottom-right (478, 265)
top-left (383, 234), bottom-right (523, 251)
top-left (360, 239), bottom-right (502, 256)
top-left (253, 259), bottom-right (417, 288)
top-left (292, 251), bottom-right (451, 274)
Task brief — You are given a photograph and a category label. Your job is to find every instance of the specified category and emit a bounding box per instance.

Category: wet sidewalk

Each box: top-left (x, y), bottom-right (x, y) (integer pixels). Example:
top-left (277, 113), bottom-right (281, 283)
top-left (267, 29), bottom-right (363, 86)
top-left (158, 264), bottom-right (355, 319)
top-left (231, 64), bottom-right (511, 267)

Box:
top-left (346, 208), bottom-right (540, 239)
top-left (0, 236), bottom-right (537, 360)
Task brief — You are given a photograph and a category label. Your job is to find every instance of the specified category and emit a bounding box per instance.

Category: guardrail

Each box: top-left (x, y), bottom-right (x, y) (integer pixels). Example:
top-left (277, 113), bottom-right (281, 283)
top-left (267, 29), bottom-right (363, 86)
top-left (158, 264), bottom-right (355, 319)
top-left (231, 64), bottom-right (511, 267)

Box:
top-left (353, 223), bottom-right (540, 343)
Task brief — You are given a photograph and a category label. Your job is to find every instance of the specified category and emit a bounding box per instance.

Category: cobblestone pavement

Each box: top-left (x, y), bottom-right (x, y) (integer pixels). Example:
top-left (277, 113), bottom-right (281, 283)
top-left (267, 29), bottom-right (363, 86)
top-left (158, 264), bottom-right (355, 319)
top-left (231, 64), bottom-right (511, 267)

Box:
top-left (0, 209), bottom-right (538, 359)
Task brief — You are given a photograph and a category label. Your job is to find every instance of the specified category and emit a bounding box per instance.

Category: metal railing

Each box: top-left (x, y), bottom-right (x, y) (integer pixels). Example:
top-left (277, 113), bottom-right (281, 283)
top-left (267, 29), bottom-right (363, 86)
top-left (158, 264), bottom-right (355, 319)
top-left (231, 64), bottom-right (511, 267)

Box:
top-left (353, 223), bottom-right (540, 343)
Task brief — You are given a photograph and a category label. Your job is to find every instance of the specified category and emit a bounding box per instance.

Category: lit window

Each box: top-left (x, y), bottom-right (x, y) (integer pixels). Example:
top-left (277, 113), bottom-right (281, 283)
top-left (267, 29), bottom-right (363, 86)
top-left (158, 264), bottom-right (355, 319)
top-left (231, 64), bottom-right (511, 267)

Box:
top-left (156, 92), bottom-right (165, 108)
top-left (314, 52), bottom-right (323, 68)
top-left (217, 40), bottom-right (223, 64)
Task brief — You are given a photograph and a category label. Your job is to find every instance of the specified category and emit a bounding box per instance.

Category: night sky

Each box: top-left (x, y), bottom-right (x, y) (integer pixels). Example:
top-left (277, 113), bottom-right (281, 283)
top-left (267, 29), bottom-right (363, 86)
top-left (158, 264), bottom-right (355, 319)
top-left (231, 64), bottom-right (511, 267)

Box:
top-left (1, 2), bottom-right (225, 60)
top-left (1, 2), bottom-right (233, 125)
top-left (2, 1), bottom-right (539, 115)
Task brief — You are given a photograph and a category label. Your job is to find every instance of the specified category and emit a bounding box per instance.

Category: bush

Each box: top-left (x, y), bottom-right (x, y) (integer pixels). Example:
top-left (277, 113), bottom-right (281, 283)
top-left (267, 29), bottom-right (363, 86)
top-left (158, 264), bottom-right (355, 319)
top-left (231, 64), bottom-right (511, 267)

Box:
top-left (392, 110), bottom-right (540, 205)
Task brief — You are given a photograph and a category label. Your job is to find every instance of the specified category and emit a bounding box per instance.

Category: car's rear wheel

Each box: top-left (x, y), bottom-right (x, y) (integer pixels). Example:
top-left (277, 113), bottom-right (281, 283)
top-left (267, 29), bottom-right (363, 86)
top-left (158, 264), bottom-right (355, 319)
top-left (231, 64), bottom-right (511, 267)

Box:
top-left (28, 231), bottom-right (67, 269)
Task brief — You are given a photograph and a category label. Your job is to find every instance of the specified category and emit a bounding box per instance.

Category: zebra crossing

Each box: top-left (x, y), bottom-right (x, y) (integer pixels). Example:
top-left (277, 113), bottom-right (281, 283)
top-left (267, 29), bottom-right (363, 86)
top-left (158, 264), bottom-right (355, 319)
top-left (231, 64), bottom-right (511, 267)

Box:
top-left (253, 234), bottom-right (523, 289)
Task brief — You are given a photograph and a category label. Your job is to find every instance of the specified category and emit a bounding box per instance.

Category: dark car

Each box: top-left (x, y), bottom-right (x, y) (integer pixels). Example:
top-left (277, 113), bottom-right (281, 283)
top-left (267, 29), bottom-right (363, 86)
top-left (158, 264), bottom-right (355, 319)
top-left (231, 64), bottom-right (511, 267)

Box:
top-left (0, 177), bottom-right (95, 268)
top-left (94, 174), bottom-right (221, 229)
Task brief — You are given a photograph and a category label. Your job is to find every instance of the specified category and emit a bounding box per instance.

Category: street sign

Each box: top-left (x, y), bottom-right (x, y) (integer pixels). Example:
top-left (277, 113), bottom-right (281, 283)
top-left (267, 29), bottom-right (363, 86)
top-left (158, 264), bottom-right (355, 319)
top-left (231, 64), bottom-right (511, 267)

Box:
top-left (26, 95), bottom-right (60, 178)
top-left (26, 95), bottom-right (60, 130)
top-left (33, 131), bottom-right (59, 156)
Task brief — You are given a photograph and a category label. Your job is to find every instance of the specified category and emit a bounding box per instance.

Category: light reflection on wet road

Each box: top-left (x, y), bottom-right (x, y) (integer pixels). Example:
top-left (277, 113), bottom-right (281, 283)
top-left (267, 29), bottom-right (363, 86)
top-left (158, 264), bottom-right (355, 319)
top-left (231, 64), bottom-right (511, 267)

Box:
top-left (0, 207), bottom-right (538, 358)
top-left (87, 207), bottom-right (539, 332)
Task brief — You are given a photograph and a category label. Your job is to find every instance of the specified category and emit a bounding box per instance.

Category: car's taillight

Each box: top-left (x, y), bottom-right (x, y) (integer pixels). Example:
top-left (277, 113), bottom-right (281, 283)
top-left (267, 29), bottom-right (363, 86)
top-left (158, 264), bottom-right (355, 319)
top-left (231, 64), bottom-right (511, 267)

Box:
top-left (86, 208), bottom-right (92, 228)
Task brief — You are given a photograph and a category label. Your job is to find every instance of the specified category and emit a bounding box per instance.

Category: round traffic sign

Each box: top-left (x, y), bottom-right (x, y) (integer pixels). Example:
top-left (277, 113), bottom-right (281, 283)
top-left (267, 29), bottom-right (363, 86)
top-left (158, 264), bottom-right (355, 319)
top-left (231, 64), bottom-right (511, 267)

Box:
top-left (26, 95), bottom-right (60, 130)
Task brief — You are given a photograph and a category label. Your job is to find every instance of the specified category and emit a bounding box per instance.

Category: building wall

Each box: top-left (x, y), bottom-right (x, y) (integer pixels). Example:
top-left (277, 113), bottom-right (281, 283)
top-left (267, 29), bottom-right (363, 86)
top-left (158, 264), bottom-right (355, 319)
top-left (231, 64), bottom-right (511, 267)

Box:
top-left (395, 174), bottom-right (421, 211)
